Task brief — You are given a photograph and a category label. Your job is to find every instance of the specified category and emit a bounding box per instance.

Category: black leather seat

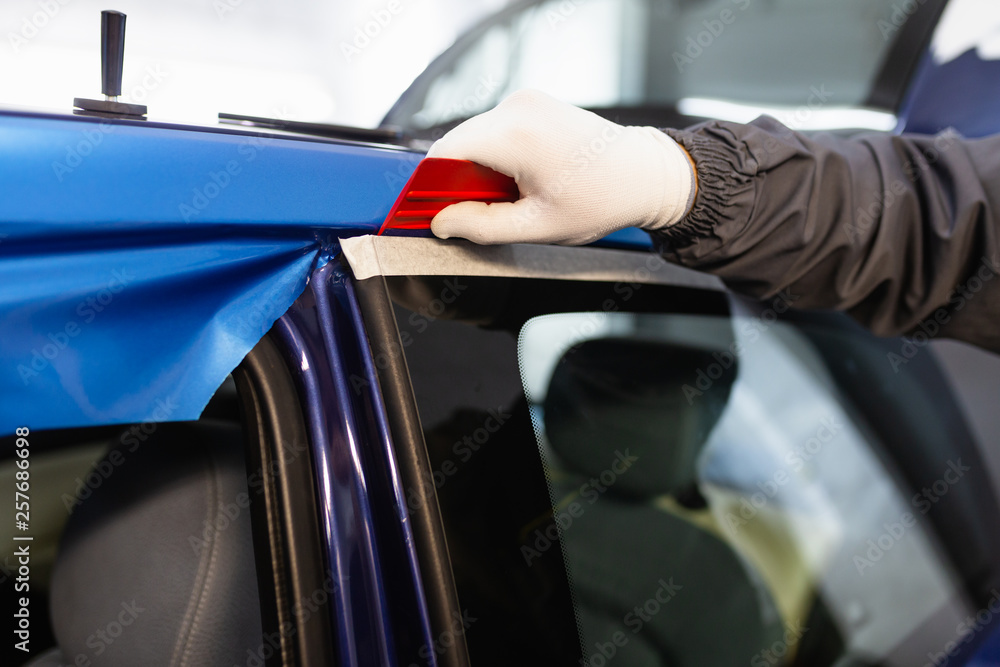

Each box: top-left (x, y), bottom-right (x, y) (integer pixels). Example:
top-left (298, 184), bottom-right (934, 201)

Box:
top-left (24, 421), bottom-right (263, 667)
top-left (543, 337), bottom-right (783, 666)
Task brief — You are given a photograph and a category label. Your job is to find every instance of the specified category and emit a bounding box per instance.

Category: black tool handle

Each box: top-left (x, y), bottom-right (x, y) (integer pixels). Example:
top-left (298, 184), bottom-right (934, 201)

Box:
top-left (101, 10), bottom-right (126, 98)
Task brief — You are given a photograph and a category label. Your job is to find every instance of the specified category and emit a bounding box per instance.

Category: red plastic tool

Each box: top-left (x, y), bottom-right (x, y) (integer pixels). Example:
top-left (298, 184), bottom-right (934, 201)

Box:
top-left (378, 158), bottom-right (520, 235)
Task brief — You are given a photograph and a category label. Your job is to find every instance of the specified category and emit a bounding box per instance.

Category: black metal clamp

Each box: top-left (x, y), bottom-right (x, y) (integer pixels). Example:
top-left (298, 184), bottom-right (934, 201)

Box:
top-left (74, 10), bottom-right (147, 119)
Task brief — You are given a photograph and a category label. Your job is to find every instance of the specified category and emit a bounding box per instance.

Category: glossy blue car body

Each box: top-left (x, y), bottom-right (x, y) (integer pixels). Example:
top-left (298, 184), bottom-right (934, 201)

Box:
top-left (0, 112), bottom-right (418, 432)
top-left (0, 113), bottom-right (432, 665)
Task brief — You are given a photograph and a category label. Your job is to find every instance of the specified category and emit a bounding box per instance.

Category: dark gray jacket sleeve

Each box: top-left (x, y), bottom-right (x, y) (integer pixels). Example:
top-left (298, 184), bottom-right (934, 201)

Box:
top-left (654, 117), bottom-right (1000, 353)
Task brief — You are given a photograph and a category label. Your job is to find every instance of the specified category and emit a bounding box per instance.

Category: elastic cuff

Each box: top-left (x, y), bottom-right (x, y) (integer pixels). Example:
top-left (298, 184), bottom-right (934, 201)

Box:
top-left (654, 128), bottom-right (755, 253)
top-left (640, 127), bottom-right (696, 229)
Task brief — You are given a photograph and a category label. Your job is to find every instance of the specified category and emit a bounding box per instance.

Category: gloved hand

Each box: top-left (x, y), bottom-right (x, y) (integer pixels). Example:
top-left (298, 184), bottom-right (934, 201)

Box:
top-left (427, 89), bottom-right (697, 245)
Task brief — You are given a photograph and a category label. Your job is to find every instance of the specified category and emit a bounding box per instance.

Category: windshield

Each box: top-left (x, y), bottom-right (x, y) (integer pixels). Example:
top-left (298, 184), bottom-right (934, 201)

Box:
top-left (388, 0), bottom-right (905, 133)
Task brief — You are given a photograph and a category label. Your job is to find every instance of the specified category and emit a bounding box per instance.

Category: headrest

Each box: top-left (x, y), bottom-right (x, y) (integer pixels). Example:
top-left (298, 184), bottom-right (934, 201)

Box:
top-left (543, 338), bottom-right (736, 499)
top-left (49, 422), bottom-right (263, 666)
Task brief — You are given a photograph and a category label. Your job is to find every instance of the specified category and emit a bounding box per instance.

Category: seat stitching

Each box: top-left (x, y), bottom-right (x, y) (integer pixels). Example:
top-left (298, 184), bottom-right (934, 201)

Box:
top-left (167, 447), bottom-right (220, 667)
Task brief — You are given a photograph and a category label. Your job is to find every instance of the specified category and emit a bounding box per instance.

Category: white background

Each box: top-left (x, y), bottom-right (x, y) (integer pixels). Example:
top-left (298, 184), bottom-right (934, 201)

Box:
top-left (0, 0), bottom-right (510, 127)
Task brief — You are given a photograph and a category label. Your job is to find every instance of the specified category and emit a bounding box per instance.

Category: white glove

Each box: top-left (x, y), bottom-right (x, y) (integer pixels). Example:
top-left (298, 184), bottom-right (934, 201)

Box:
top-left (427, 89), bottom-right (696, 246)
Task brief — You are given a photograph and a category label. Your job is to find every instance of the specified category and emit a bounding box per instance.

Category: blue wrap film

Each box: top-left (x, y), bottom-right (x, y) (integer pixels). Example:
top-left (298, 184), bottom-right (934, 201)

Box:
top-left (0, 111), bottom-right (420, 434)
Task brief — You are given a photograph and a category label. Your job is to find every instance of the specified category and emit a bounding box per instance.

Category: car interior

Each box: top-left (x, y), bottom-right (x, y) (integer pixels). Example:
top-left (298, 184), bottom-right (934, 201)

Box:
top-left (1, 381), bottom-right (264, 667)
top-left (390, 273), bottom-right (1000, 666)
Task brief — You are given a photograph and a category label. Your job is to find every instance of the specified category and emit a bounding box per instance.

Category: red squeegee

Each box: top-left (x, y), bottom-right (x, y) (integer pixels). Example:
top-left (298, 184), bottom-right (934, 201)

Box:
top-left (377, 158), bottom-right (520, 235)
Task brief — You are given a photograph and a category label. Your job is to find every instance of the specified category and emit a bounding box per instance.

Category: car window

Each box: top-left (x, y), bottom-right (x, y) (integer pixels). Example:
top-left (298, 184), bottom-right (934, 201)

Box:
top-left (0, 378), bottom-right (271, 666)
top-left (389, 273), bottom-right (1000, 666)
top-left (393, 0), bottom-right (904, 132)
